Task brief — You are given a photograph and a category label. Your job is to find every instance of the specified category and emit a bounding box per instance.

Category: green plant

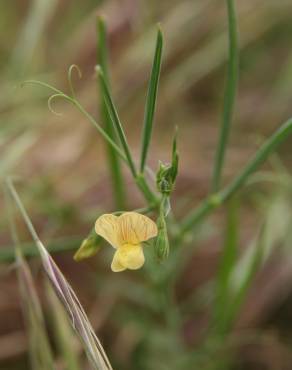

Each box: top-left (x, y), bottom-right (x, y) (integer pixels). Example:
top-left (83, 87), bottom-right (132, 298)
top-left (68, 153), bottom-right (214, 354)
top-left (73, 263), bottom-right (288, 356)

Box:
top-left (3, 1), bottom-right (292, 369)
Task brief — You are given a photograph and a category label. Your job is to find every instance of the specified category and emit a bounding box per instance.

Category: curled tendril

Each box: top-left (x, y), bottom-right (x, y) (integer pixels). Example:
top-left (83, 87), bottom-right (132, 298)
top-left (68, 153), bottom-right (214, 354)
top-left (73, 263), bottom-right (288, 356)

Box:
top-left (22, 77), bottom-right (79, 116)
top-left (68, 64), bottom-right (82, 98)
top-left (48, 93), bottom-right (73, 116)
top-left (21, 80), bottom-right (63, 95)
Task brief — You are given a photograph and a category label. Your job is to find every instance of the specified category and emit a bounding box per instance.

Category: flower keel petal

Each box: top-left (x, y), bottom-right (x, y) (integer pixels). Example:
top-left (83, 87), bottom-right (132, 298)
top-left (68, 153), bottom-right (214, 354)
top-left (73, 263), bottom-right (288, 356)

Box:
top-left (111, 251), bottom-right (126, 272)
top-left (117, 244), bottom-right (145, 270)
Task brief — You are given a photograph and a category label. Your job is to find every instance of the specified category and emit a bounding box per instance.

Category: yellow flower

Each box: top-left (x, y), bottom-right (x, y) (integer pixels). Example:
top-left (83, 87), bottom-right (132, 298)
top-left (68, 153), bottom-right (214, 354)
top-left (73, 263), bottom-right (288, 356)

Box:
top-left (95, 212), bottom-right (158, 272)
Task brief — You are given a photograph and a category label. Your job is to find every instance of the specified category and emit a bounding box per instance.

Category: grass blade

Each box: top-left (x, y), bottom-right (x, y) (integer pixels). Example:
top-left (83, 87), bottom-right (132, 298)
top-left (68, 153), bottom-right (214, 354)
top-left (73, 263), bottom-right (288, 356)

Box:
top-left (97, 16), bottom-right (126, 209)
top-left (17, 252), bottom-right (56, 370)
top-left (0, 133), bottom-right (36, 178)
top-left (10, 0), bottom-right (57, 75)
top-left (46, 283), bottom-right (81, 370)
top-left (224, 224), bottom-right (266, 331)
top-left (16, 251), bottom-right (56, 370)
top-left (211, 0), bottom-right (239, 192)
top-left (5, 188), bottom-right (55, 370)
top-left (6, 179), bottom-right (113, 370)
top-left (140, 27), bottom-right (163, 173)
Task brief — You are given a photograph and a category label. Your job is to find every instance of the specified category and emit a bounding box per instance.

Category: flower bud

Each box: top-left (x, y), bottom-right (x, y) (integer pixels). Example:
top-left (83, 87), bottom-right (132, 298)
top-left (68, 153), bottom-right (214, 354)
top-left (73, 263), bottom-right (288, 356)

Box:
top-left (74, 233), bottom-right (102, 262)
top-left (154, 216), bottom-right (169, 261)
top-left (156, 132), bottom-right (178, 196)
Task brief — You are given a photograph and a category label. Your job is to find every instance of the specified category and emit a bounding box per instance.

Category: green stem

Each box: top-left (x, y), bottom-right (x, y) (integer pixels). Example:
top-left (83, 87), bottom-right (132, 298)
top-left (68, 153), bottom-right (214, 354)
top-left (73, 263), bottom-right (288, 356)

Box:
top-left (97, 16), bottom-right (126, 209)
top-left (179, 117), bottom-right (292, 240)
top-left (211, 0), bottom-right (238, 192)
top-left (0, 235), bottom-right (81, 264)
top-left (113, 204), bottom-right (156, 215)
top-left (135, 173), bottom-right (159, 205)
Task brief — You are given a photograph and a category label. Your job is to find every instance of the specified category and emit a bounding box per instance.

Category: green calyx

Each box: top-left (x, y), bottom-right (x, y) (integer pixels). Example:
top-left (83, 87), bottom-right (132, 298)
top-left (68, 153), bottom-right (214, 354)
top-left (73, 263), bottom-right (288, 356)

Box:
top-left (156, 131), bottom-right (179, 195)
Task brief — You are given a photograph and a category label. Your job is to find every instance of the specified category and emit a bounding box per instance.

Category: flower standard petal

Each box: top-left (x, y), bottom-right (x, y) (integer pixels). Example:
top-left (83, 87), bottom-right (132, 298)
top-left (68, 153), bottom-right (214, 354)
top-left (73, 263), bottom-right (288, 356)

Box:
top-left (117, 212), bottom-right (158, 245)
top-left (95, 214), bottom-right (121, 248)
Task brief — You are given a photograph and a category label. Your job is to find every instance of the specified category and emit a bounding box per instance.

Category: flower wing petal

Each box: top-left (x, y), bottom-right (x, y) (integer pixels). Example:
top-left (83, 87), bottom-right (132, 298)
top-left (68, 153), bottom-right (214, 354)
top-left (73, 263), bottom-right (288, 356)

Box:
top-left (95, 214), bottom-right (120, 248)
top-left (118, 212), bottom-right (158, 244)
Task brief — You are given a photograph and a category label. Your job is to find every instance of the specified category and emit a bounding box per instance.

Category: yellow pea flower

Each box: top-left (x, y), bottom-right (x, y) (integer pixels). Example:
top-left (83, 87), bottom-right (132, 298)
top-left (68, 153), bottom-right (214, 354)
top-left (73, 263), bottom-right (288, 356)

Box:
top-left (95, 212), bottom-right (158, 272)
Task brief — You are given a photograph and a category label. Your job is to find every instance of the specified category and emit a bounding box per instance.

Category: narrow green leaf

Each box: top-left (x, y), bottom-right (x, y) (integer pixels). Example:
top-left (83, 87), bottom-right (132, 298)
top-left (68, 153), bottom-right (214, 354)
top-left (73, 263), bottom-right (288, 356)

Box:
top-left (140, 27), bottom-right (163, 173)
top-left (97, 16), bottom-right (126, 209)
top-left (170, 129), bottom-right (179, 183)
top-left (97, 66), bottom-right (137, 177)
top-left (97, 16), bottom-right (110, 85)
